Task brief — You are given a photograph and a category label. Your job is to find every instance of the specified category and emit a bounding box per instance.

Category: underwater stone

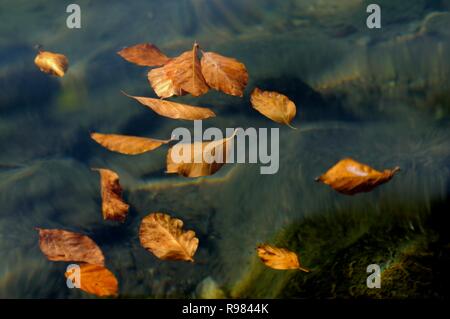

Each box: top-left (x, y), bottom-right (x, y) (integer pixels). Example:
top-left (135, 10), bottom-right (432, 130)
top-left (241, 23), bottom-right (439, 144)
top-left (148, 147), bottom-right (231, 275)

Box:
top-left (196, 277), bottom-right (226, 299)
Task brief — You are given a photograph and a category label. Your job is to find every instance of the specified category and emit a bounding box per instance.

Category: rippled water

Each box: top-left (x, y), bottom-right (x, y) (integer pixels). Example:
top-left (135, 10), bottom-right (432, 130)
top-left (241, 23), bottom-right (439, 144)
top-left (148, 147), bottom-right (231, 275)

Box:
top-left (1, 0), bottom-right (449, 298)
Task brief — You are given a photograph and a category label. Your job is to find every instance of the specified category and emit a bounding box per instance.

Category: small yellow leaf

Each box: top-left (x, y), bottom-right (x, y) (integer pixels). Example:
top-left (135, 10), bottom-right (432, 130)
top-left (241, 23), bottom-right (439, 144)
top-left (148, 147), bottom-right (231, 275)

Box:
top-left (250, 88), bottom-right (297, 128)
top-left (316, 158), bottom-right (400, 195)
top-left (257, 244), bottom-right (309, 272)
top-left (166, 131), bottom-right (236, 178)
top-left (200, 51), bottom-right (248, 97)
top-left (34, 50), bottom-right (68, 77)
top-left (147, 67), bottom-right (185, 99)
top-left (91, 132), bottom-right (169, 155)
top-left (123, 92), bottom-right (215, 120)
top-left (92, 168), bottom-right (129, 222)
top-left (139, 212), bottom-right (199, 262)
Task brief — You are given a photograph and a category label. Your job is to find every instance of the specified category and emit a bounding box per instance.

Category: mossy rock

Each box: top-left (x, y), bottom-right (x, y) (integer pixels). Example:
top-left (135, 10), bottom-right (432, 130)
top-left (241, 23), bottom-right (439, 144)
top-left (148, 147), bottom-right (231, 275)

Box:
top-left (232, 195), bottom-right (450, 299)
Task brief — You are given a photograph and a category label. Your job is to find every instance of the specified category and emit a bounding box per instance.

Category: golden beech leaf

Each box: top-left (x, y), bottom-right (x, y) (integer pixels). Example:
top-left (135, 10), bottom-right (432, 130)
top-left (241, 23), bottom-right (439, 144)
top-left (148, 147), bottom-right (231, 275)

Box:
top-left (34, 50), bottom-right (68, 77)
top-left (147, 67), bottom-right (186, 99)
top-left (315, 158), bottom-right (401, 195)
top-left (91, 132), bottom-right (169, 155)
top-left (166, 130), bottom-right (236, 178)
top-left (117, 43), bottom-right (171, 67)
top-left (200, 51), bottom-right (248, 97)
top-left (36, 228), bottom-right (105, 266)
top-left (92, 168), bottom-right (129, 222)
top-left (257, 244), bottom-right (310, 272)
top-left (139, 212), bottom-right (199, 262)
top-left (65, 263), bottom-right (118, 297)
top-left (250, 88), bottom-right (297, 128)
top-left (123, 92), bottom-right (215, 120)
top-left (156, 42), bottom-right (209, 97)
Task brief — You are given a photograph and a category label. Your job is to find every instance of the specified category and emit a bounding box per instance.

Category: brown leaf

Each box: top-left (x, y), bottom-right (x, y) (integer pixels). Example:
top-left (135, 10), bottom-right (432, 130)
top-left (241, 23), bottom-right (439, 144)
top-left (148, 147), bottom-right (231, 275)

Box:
top-left (139, 212), bottom-right (199, 262)
top-left (147, 67), bottom-right (186, 99)
top-left (257, 244), bottom-right (310, 272)
top-left (34, 50), bottom-right (68, 77)
top-left (123, 92), bottom-right (215, 120)
top-left (65, 263), bottom-right (118, 297)
top-left (37, 228), bottom-right (104, 265)
top-left (92, 168), bottom-right (129, 222)
top-left (166, 130), bottom-right (236, 178)
top-left (250, 88), bottom-right (297, 128)
top-left (315, 158), bottom-right (400, 195)
top-left (117, 43), bottom-right (171, 67)
top-left (153, 42), bottom-right (209, 97)
top-left (91, 132), bottom-right (169, 155)
top-left (200, 51), bottom-right (248, 97)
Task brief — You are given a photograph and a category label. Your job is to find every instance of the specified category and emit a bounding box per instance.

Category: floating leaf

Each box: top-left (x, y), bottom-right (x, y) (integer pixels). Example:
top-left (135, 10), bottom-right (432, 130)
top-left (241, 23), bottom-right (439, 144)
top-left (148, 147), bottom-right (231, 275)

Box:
top-left (37, 228), bottom-right (104, 266)
top-left (200, 51), bottom-right (248, 97)
top-left (117, 43), bottom-right (171, 67)
top-left (34, 50), bottom-right (68, 77)
top-left (166, 130), bottom-right (236, 178)
top-left (123, 92), bottom-right (215, 120)
top-left (250, 88), bottom-right (297, 128)
top-left (92, 168), bottom-right (129, 222)
top-left (91, 132), bottom-right (169, 155)
top-left (139, 212), bottom-right (199, 262)
top-left (147, 67), bottom-right (185, 98)
top-left (257, 244), bottom-right (310, 272)
top-left (65, 263), bottom-right (118, 297)
top-left (154, 42), bottom-right (209, 97)
top-left (315, 158), bottom-right (400, 195)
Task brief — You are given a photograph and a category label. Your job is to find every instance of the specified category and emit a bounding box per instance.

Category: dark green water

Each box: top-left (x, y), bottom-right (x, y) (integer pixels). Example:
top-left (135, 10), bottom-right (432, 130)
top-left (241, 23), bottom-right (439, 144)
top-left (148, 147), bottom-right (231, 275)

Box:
top-left (0, 0), bottom-right (449, 298)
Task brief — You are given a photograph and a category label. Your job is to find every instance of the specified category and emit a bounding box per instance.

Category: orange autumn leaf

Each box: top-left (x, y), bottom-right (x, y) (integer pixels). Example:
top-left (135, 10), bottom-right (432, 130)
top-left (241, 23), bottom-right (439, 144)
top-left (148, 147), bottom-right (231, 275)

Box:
top-left (166, 130), bottom-right (236, 178)
top-left (34, 50), bottom-right (68, 77)
top-left (154, 42), bottom-right (209, 97)
top-left (37, 228), bottom-right (105, 266)
top-left (315, 158), bottom-right (400, 195)
top-left (117, 43), bottom-right (171, 67)
top-left (65, 263), bottom-right (118, 297)
top-left (147, 66), bottom-right (186, 99)
top-left (200, 51), bottom-right (248, 97)
top-left (91, 132), bottom-right (170, 155)
top-left (250, 88), bottom-right (297, 128)
top-left (139, 212), bottom-right (199, 262)
top-left (257, 244), bottom-right (310, 272)
top-left (92, 168), bottom-right (129, 222)
top-left (123, 92), bottom-right (215, 120)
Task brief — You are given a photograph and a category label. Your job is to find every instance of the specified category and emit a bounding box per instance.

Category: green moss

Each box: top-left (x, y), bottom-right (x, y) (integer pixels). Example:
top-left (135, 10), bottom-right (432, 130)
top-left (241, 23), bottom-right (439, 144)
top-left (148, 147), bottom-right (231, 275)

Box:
top-left (232, 196), bottom-right (450, 299)
top-left (56, 77), bottom-right (88, 113)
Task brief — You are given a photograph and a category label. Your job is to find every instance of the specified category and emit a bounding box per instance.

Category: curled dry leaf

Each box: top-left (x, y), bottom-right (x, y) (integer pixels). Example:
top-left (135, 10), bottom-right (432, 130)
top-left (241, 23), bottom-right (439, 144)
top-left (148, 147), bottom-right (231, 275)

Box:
top-left (166, 130), bottom-right (236, 178)
top-left (315, 158), bottom-right (400, 195)
top-left (117, 43), bottom-right (171, 67)
top-left (153, 42), bottom-right (209, 97)
top-left (91, 132), bottom-right (169, 155)
top-left (92, 168), bottom-right (129, 222)
top-left (139, 212), bottom-right (199, 262)
top-left (123, 92), bottom-right (215, 120)
top-left (250, 88), bottom-right (297, 128)
top-left (34, 50), bottom-right (68, 77)
top-left (148, 67), bottom-right (185, 98)
top-left (37, 228), bottom-right (104, 266)
top-left (65, 263), bottom-right (118, 297)
top-left (200, 51), bottom-right (248, 97)
top-left (257, 244), bottom-right (310, 272)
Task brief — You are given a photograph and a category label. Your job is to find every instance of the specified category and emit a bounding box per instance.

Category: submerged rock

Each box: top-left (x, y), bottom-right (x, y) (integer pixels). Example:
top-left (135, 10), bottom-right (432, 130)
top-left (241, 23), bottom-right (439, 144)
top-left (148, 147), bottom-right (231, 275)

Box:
top-left (196, 277), bottom-right (226, 299)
